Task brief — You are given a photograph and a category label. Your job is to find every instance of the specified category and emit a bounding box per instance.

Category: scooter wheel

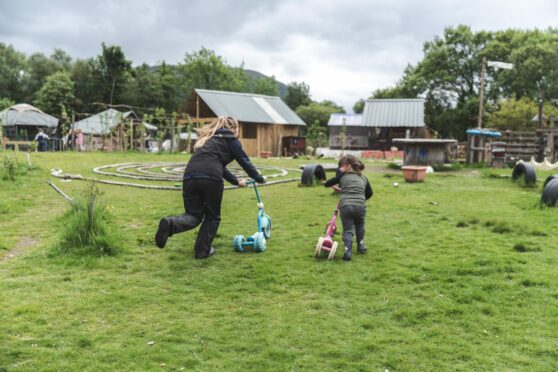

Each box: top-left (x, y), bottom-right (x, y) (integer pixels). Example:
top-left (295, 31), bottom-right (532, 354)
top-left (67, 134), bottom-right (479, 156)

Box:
top-left (254, 233), bottom-right (267, 252)
top-left (328, 241), bottom-right (338, 260)
top-left (262, 215), bottom-right (272, 240)
top-left (233, 235), bottom-right (245, 252)
top-left (315, 237), bottom-right (324, 258)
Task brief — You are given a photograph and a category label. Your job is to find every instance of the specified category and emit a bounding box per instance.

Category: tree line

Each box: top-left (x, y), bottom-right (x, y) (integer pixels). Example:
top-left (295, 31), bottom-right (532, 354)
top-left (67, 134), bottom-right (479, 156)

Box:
top-left (354, 25), bottom-right (558, 139)
top-left (0, 43), bottom-right (340, 133)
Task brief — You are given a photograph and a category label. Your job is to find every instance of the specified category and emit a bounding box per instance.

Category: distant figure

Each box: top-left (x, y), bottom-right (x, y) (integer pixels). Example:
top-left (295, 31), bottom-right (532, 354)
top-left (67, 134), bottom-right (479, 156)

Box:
top-left (76, 129), bottom-right (83, 151)
top-left (34, 128), bottom-right (50, 152)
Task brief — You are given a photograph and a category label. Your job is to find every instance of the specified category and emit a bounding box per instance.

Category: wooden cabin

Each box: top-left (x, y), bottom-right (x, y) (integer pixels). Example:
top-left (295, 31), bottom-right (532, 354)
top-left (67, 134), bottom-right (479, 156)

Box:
top-left (328, 99), bottom-right (426, 150)
top-left (184, 89), bottom-right (306, 157)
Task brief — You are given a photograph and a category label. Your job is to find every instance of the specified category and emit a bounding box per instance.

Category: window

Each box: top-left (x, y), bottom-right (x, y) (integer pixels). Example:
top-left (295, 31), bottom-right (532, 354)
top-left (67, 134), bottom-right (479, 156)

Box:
top-left (242, 124), bottom-right (257, 139)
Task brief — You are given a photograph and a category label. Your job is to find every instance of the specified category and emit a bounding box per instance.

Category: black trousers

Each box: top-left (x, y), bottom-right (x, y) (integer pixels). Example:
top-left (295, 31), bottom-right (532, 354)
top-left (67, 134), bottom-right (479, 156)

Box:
top-left (339, 205), bottom-right (366, 251)
top-left (168, 178), bottom-right (224, 258)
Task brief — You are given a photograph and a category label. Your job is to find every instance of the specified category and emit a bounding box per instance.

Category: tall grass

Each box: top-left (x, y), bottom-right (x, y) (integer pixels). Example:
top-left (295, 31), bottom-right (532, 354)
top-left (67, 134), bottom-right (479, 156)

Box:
top-left (2, 154), bottom-right (17, 181)
top-left (57, 182), bottom-right (121, 256)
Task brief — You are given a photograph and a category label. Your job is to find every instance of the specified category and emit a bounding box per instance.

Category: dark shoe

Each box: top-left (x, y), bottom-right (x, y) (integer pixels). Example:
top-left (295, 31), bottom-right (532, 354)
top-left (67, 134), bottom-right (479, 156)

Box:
top-left (155, 218), bottom-right (171, 249)
top-left (343, 247), bottom-right (352, 261)
top-left (195, 247), bottom-right (216, 259)
top-left (357, 246), bottom-right (367, 254)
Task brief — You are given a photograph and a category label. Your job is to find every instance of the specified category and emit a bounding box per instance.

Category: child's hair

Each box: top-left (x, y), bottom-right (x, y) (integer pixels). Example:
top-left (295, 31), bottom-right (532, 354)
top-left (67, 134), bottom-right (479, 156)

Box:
top-left (339, 154), bottom-right (365, 175)
top-left (194, 116), bottom-right (239, 150)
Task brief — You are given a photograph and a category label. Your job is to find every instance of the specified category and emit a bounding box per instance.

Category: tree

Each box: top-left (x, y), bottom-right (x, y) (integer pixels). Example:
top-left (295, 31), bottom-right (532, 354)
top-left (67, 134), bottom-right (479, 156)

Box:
top-left (487, 96), bottom-right (558, 130)
top-left (123, 64), bottom-right (163, 111)
top-left (284, 82), bottom-right (311, 110)
top-left (176, 47), bottom-right (248, 97)
top-left (306, 120), bottom-right (328, 148)
top-left (97, 43), bottom-right (132, 104)
top-left (22, 52), bottom-right (62, 102)
top-left (34, 71), bottom-right (75, 116)
top-left (296, 101), bottom-right (344, 128)
top-left (50, 48), bottom-right (73, 71)
top-left (71, 58), bottom-right (103, 113)
top-left (0, 43), bottom-right (26, 101)
top-left (0, 98), bottom-right (14, 111)
top-left (251, 75), bottom-right (280, 96)
top-left (156, 61), bottom-right (181, 112)
top-left (353, 98), bottom-right (365, 113)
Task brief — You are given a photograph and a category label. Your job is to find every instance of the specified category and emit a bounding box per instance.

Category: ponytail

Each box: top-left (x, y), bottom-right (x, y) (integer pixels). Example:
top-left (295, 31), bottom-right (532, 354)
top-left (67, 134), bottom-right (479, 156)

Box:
top-left (194, 116), bottom-right (239, 150)
top-left (339, 155), bottom-right (364, 175)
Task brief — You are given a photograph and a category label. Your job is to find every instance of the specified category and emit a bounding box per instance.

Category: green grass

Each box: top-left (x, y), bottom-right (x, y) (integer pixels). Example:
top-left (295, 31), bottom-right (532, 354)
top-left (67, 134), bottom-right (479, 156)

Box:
top-left (1, 152), bottom-right (558, 370)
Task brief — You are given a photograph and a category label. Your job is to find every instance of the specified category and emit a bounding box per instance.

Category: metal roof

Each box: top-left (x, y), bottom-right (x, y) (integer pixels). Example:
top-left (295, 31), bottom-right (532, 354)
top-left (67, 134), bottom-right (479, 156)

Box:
top-left (74, 109), bottom-right (157, 135)
top-left (0, 103), bottom-right (58, 128)
top-left (196, 89), bottom-right (306, 126)
top-left (362, 99), bottom-right (425, 127)
top-left (328, 113), bottom-right (363, 126)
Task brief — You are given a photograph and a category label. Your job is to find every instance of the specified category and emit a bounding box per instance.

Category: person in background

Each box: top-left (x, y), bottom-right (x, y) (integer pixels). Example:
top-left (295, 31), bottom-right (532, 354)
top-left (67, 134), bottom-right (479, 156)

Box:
top-left (155, 116), bottom-right (265, 259)
top-left (34, 128), bottom-right (50, 152)
top-left (76, 129), bottom-right (83, 151)
top-left (323, 155), bottom-right (373, 261)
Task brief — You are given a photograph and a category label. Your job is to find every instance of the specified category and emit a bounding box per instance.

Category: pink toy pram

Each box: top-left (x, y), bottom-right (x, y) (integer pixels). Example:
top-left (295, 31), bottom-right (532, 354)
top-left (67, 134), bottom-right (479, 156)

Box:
top-left (314, 185), bottom-right (340, 260)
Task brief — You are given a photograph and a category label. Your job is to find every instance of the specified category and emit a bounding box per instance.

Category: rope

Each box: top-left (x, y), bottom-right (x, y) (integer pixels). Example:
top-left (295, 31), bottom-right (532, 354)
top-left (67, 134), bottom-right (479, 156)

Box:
top-left (51, 162), bottom-right (301, 191)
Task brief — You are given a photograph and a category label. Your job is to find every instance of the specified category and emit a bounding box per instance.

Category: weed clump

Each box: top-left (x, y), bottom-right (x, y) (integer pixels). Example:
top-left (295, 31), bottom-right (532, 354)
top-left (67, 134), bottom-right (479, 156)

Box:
top-left (2, 154), bottom-right (17, 181)
top-left (57, 182), bottom-right (121, 256)
top-left (513, 243), bottom-right (541, 253)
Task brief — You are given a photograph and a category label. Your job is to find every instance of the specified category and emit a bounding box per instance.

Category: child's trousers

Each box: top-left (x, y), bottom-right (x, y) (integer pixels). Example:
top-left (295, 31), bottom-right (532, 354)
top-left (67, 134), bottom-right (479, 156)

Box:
top-left (339, 205), bottom-right (366, 251)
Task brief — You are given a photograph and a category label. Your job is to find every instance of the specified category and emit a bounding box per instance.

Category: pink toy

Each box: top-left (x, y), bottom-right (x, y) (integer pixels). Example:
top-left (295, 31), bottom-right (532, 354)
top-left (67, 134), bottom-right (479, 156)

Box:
top-left (314, 185), bottom-right (341, 259)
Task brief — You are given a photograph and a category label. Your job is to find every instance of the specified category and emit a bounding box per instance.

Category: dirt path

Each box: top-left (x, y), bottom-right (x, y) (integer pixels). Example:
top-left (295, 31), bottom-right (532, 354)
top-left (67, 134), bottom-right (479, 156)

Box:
top-left (0, 236), bottom-right (39, 263)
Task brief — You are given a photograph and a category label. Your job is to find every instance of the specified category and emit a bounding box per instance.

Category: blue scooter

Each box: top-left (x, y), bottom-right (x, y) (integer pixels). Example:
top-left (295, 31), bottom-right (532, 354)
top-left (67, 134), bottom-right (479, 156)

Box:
top-left (233, 180), bottom-right (271, 253)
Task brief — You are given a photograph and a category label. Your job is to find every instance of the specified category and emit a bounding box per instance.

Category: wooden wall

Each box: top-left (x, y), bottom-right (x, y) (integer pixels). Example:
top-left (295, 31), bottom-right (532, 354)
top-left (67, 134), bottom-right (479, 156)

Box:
top-left (239, 122), bottom-right (300, 157)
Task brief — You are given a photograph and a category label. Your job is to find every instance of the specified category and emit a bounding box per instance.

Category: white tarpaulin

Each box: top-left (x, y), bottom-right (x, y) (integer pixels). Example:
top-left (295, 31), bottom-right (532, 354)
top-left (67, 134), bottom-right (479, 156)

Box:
top-left (487, 61), bottom-right (514, 70)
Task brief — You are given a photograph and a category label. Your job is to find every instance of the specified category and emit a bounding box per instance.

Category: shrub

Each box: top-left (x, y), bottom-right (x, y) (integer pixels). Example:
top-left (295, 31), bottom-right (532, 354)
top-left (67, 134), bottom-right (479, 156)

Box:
top-left (2, 154), bottom-right (17, 181)
top-left (57, 182), bottom-right (121, 256)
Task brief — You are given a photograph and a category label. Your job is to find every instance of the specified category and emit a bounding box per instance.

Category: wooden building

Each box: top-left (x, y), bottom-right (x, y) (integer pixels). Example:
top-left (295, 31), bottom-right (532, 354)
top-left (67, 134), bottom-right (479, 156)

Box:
top-left (184, 89), bottom-right (306, 157)
top-left (73, 109), bottom-right (157, 151)
top-left (328, 99), bottom-right (426, 150)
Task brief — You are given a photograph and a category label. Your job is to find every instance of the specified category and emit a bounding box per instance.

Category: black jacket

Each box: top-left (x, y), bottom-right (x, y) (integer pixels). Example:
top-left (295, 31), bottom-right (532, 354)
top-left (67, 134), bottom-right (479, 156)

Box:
top-left (184, 128), bottom-right (264, 185)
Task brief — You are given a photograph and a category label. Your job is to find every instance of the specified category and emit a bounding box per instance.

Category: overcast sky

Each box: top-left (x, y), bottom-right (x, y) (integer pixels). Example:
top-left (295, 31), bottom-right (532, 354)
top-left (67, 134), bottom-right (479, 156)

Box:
top-left (1, 0), bottom-right (558, 111)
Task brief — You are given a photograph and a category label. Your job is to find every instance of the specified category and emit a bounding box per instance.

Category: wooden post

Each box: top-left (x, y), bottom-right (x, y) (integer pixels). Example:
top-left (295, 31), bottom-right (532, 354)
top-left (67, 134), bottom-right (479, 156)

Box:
top-left (170, 117), bottom-right (174, 154)
top-left (71, 113), bottom-right (76, 152)
top-left (130, 119), bottom-right (134, 150)
top-left (477, 57), bottom-right (486, 129)
top-left (256, 123), bottom-right (261, 157)
top-left (196, 95), bottom-right (200, 120)
top-left (538, 87), bottom-right (544, 129)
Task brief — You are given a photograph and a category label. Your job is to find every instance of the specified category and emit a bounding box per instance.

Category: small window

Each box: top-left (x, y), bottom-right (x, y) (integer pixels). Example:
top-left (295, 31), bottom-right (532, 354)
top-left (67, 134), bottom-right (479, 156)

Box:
top-left (242, 124), bottom-right (257, 139)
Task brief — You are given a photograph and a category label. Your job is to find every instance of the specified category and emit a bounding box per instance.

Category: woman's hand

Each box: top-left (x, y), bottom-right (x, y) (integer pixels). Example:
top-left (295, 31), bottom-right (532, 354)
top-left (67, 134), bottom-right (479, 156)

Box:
top-left (238, 179), bottom-right (247, 188)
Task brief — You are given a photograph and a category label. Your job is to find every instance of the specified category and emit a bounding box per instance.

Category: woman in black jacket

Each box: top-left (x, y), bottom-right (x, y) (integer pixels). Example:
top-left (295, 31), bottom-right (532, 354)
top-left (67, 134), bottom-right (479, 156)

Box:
top-left (155, 116), bottom-right (265, 259)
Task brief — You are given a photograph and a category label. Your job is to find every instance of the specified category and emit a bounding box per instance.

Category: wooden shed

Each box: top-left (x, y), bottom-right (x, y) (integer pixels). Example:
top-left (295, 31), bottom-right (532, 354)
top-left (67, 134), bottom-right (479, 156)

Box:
top-left (328, 99), bottom-right (426, 150)
top-left (184, 89), bottom-right (306, 157)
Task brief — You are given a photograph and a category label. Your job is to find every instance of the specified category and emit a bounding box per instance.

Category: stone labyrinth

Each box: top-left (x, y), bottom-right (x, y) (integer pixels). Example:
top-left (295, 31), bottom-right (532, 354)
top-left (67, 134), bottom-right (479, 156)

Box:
top-left (51, 162), bottom-right (300, 190)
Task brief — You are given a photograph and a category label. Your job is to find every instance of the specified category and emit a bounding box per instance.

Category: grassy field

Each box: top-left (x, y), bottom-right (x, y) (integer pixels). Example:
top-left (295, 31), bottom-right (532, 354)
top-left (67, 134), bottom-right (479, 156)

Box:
top-left (1, 151), bottom-right (558, 371)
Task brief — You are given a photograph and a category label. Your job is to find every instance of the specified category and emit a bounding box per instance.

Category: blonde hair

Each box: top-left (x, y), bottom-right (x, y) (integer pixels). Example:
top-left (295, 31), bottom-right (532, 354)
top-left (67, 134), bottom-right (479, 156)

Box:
top-left (194, 116), bottom-right (239, 150)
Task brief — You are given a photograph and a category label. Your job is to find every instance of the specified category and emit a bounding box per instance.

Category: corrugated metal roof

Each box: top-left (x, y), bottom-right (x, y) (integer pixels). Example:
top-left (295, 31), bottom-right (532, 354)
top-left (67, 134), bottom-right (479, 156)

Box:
top-left (362, 99), bottom-right (424, 127)
top-left (74, 109), bottom-right (156, 135)
top-left (0, 103), bottom-right (58, 127)
top-left (196, 89), bottom-right (306, 126)
top-left (328, 113), bottom-right (363, 126)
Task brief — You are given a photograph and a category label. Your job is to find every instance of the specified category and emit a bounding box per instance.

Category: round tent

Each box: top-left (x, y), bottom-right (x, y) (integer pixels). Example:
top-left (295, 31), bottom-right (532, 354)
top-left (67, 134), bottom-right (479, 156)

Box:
top-left (0, 104), bottom-right (58, 140)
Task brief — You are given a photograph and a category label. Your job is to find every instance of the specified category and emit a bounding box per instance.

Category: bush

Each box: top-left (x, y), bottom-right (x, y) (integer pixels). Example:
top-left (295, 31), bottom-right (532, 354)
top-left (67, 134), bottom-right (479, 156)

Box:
top-left (2, 154), bottom-right (17, 181)
top-left (57, 182), bottom-right (121, 256)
